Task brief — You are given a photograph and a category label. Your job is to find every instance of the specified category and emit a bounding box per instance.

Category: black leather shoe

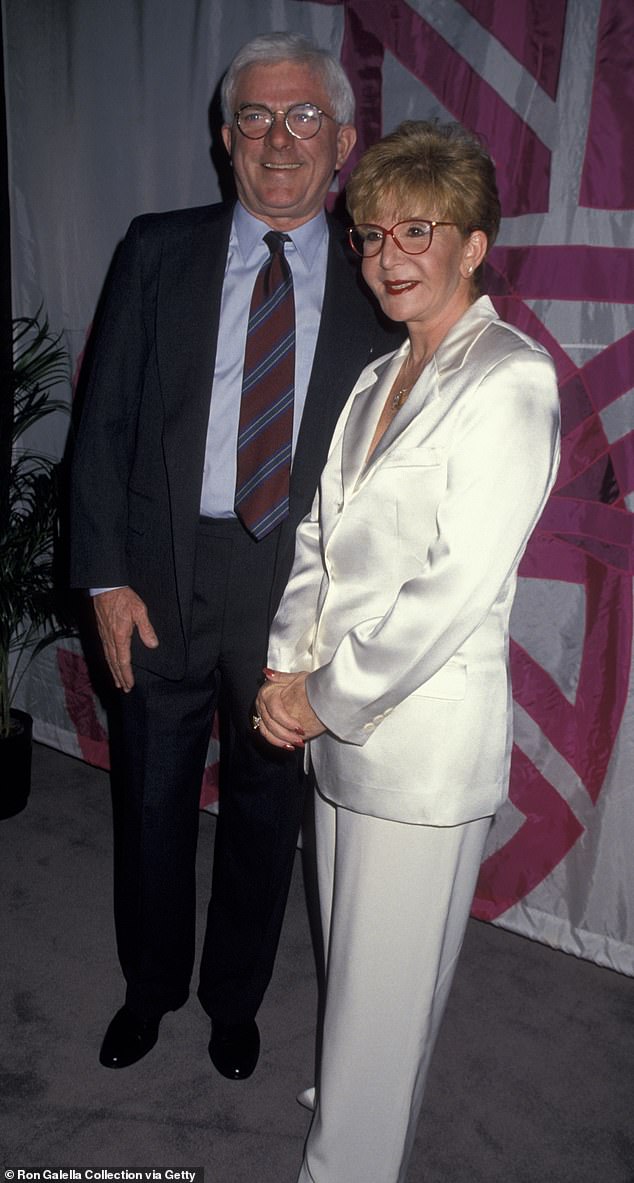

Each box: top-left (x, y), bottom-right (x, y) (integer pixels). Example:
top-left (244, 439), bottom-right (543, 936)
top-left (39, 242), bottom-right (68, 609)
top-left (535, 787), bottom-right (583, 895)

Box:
top-left (209, 1019), bottom-right (260, 1080)
top-left (99, 1005), bottom-right (161, 1069)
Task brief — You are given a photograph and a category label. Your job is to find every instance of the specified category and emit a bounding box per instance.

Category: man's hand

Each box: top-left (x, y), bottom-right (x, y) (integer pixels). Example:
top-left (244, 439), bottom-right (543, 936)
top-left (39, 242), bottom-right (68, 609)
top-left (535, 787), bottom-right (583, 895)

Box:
top-left (255, 669), bottom-right (325, 750)
top-left (93, 587), bottom-right (158, 692)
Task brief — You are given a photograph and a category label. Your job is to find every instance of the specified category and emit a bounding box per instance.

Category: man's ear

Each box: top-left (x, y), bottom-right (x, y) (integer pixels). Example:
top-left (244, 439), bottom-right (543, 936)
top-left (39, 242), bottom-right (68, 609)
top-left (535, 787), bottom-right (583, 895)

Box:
top-left (335, 125), bottom-right (357, 171)
top-left (221, 124), bottom-right (233, 158)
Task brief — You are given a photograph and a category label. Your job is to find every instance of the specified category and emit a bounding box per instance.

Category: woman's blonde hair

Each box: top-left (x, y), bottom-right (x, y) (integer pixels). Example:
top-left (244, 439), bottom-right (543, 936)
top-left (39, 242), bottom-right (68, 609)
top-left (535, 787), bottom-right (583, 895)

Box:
top-left (346, 120), bottom-right (501, 252)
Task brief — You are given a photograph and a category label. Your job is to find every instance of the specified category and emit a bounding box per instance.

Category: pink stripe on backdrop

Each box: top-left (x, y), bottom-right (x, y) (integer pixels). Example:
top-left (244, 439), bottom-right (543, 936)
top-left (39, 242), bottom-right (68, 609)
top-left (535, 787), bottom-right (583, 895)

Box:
top-left (518, 534), bottom-right (589, 583)
top-left (489, 245), bottom-right (634, 302)
top-left (555, 461), bottom-right (623, 513)
top-left (339, 1), bottom-right (384, 161)
top-left (580, 330), bottom-right (634, 412)
top-left (336, 0), bottom-right (551, 214)
top-left (511, 641), bottom-right (577, 769)
top-left (472, 746), bottom-right (584, 921)
top-left (538, 496), bottom-right (634, 549)
top-left (580, 0), bottom-right (634, 209)
top-left (610, 432), bottom-right (634, 500)
top-left (489, 293), bottom-right (574, 380)
top-left (57, 648), bottom-right (109, 769)
top-left (542, 535), bottom-right (631, 576)
top-left (511, 562), bottom-right (632, 801)
top-left (575, 564), bottom-right (633, 799)
top-left (555, 415), bottom-right (611, 490)
top-left (532, 499), bottom-right (634, 574)
top-left (457, 0), bottom-right (567, 99)
top-left (557, 371), bottom-right (601, 436)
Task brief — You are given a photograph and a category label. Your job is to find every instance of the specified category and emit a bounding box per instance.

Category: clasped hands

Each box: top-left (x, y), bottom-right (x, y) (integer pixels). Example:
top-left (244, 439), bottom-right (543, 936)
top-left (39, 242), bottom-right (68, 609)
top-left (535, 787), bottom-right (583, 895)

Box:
top-left (94, 588), bottom-right (325, 752)
top-left (255, 669), bottom-right (325, 750)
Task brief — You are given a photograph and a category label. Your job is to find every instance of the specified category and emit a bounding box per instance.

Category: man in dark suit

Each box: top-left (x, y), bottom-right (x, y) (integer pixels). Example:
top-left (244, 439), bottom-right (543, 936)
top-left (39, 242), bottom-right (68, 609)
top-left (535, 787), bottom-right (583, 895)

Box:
top-left (70, 31), bottom-right (399, 1079)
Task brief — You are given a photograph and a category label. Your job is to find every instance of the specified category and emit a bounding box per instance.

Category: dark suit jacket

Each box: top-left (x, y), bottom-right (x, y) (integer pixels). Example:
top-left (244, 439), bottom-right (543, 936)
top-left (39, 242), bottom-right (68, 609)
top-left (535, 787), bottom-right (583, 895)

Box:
top-left (70, 202), bottom-right (401, 679)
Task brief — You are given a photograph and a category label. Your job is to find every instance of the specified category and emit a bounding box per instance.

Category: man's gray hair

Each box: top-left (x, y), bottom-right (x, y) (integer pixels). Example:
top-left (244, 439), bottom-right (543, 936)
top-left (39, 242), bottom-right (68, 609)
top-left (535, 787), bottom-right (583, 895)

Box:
top-left (221, 31), bottom-right (355, 126)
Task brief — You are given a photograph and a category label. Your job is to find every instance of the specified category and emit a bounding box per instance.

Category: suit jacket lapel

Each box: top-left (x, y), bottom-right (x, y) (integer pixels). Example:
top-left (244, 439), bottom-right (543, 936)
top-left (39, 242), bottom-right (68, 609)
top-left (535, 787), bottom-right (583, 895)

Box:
top-left (289, 228), bottom-right (354, 503)
top-left (155, 204), bottom-right (233, 591)
top-left (156, 205), bottom-right (231, 434)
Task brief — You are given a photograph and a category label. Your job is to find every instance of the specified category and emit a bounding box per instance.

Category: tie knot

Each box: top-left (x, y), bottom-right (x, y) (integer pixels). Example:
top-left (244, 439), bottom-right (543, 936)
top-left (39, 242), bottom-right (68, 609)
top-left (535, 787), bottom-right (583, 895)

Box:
top-left (264, 230), bottom-right (291, 256)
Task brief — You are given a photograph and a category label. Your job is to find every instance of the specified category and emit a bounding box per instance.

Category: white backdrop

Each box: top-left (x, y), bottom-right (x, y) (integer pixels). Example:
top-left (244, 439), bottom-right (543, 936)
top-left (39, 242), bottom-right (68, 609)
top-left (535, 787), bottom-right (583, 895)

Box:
top-left (4, 0), bottom-right (633, 974)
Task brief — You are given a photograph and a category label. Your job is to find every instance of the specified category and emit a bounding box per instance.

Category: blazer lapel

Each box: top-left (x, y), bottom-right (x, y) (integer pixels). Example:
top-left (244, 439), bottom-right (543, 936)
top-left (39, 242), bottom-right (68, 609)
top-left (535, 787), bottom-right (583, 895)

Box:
top-left (348, 297), bottom-right (500, 482)
top-left (343, 343), bottom-right (441, 492)
top-left (341, 347), bottom-right (405, 492)
top-left (367, 359), bottom-right (439, 468)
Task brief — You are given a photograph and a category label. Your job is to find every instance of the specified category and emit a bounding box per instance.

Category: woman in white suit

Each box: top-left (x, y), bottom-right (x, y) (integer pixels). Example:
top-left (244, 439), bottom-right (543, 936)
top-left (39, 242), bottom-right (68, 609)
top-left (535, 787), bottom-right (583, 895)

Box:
top-left (255, 121), bottom-right (560, 1183)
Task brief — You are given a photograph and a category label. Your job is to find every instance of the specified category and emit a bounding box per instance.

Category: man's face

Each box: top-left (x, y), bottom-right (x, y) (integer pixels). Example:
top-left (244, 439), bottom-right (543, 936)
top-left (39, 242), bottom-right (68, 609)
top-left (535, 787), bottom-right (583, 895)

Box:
top-left (222, 61), bottom-right (356, 230)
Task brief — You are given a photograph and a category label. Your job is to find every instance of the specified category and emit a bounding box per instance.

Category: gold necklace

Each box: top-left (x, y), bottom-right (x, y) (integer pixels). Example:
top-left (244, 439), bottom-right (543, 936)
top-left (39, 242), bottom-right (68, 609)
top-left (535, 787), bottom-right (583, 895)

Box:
top-left (391, 355), bottom-right (428, 410)
top-left (391, 387), bottom-right (410, 410)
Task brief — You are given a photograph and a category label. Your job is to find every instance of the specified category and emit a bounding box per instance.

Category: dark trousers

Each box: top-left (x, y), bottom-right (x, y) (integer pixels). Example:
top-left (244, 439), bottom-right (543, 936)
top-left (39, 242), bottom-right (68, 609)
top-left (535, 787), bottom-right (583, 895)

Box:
top-left (113, 517), bottom-right (306, 1023)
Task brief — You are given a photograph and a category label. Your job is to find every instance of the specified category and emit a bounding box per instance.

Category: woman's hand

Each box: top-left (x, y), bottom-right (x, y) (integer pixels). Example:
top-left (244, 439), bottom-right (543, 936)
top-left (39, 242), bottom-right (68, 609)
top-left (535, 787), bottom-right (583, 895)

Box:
top-left (254, 669), bottom-right (325, 750)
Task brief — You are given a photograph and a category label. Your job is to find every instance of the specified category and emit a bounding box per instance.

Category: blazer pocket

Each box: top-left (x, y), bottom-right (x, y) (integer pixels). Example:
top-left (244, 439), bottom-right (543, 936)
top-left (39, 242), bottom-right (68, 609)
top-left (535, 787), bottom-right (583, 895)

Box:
top-left (381, 445), bottom-right (442, 469)
top-left (412, 660), bottom-right (467, 701)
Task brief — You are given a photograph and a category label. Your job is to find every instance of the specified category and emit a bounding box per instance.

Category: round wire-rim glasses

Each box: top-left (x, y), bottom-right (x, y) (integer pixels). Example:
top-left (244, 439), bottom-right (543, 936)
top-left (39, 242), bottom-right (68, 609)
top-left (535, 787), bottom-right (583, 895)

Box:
top-left (348, 219), bottom-right (457, 257)
top-left (234, 102), bottom-right (337, 140)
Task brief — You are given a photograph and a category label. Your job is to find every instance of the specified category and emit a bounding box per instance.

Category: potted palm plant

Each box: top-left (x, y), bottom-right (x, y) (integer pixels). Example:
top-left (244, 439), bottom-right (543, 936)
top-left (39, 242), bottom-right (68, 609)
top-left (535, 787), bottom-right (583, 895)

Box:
top-left (0, 312), bottom-right (74, 818)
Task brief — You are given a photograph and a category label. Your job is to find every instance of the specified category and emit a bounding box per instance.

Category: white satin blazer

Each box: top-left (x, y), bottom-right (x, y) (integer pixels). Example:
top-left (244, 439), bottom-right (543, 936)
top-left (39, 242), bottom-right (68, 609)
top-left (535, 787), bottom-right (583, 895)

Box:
top-left (267, 297), bottom-right (560, 825)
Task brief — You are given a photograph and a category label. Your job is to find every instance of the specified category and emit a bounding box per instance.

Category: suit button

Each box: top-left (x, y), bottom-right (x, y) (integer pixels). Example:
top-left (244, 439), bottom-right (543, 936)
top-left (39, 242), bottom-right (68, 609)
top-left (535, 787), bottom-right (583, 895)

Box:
top-left (363, 722), bottom-right (375, 733)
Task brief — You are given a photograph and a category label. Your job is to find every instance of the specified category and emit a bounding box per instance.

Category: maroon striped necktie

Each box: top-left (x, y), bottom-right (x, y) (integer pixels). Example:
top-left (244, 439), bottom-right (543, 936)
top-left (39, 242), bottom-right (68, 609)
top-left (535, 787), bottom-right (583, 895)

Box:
top-left (234, 231), bottom-right (295, 540)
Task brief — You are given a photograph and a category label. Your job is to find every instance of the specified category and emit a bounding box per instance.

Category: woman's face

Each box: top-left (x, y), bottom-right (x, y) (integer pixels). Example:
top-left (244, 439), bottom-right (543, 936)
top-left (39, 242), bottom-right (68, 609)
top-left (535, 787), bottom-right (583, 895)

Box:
top-left (359, 198), bottom-right (485, 338)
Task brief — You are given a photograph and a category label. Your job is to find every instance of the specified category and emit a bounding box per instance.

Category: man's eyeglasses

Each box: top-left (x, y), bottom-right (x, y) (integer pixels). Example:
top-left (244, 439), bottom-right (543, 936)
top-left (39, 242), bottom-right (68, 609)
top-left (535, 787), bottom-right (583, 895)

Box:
top-left (234, 103), bottom-right (337, 141)
top-left (348, 219), bottom-right (457, 258)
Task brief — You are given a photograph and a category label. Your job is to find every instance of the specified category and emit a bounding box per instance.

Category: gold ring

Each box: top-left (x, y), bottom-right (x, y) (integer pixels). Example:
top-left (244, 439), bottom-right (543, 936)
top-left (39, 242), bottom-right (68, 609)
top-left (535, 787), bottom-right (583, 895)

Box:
top-left (251, 713), bottom-right (262, 731)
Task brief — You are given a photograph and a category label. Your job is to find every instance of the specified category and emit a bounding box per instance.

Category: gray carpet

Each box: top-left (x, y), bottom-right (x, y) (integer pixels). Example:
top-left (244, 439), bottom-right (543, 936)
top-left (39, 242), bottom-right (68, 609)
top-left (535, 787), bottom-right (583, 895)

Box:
top-left (1, 742), bottom-right (633, 1182)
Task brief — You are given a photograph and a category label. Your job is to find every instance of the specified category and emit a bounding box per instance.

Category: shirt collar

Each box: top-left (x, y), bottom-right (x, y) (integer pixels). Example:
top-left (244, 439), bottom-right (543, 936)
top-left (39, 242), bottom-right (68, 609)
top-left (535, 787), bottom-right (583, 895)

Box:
top-left (232, 201), bottom-right (328, 267)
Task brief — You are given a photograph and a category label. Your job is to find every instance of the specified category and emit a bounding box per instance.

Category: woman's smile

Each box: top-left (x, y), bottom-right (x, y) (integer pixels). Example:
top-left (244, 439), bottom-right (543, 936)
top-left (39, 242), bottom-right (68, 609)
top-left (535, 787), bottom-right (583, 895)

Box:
top-left (383, 279), bottom-right (419, 295)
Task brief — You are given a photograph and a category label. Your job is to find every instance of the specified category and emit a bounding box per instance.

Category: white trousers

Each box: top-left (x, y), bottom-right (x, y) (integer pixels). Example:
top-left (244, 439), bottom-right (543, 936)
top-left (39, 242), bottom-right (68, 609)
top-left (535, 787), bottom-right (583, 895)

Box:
top-left (297, 789), bottom-right (492, 1183)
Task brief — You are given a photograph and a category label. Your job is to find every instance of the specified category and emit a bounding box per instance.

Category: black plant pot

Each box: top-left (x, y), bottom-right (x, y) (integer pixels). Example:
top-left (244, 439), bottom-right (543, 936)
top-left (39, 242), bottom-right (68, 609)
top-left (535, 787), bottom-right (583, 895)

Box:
top-left (0, 709), bottom-right (33, 819)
